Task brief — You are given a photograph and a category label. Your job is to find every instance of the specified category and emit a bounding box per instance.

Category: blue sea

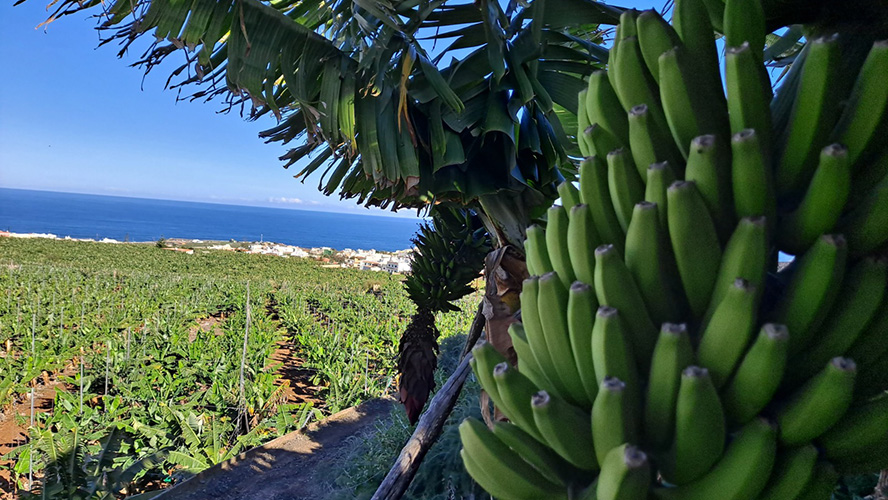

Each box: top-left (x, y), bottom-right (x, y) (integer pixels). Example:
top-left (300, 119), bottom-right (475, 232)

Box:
top-left (0, 188), bottom-right (423, 252)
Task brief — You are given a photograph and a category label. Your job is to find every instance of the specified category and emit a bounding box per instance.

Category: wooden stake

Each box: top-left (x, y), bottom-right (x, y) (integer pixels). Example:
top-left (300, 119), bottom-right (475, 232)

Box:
top-left (371, 351), bottom-right (473, 500)
top-left (371, 301), bottom-right (484, 500)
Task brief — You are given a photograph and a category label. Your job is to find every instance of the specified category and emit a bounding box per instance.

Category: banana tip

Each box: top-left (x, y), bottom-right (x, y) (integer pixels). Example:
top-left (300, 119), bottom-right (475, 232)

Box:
top-left (661, 322), bottom-right (688, 336)
top-left (762, 323), bottom-right (789, 341)
top-left (493, 362), bottom-right (510, 377)
top-left (830, 357), bottom-right (856, 372)
top-left (623, 445), bottom-right (649, 468)
top-left (682, 365), bottom-right (709, 379)
top-left (602, 376), bottom-right (626, 391)
top-left (531, 390), bottom-right (550, 407)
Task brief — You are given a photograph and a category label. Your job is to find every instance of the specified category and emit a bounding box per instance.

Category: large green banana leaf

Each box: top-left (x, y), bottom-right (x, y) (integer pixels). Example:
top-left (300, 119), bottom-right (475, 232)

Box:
top-left (23, 0), bottom-right (622, 220)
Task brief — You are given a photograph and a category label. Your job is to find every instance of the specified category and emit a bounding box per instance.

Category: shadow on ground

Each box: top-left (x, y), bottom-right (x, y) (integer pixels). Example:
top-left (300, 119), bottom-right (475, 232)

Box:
top-left (154, 396), bottom-right (398, 500)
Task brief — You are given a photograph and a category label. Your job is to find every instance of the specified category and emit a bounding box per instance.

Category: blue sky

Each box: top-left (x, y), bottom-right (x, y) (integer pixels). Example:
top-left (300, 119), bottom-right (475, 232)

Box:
top-left (0, 0), bottom-right (659, 217)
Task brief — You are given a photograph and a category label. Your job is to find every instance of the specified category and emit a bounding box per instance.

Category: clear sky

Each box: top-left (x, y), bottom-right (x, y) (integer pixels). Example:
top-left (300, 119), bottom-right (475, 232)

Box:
top-left (0, 0), bottom-right (659, 217)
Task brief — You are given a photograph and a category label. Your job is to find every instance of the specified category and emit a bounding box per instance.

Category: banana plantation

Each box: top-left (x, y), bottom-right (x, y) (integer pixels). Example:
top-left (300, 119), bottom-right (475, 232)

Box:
top-left (0, 238), bottom-right (478, 497)
top-left (8, 0), bottom-right (888, 497)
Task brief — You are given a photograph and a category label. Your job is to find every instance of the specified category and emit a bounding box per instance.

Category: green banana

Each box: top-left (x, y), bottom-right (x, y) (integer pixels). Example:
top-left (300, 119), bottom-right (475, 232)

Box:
top-left (532, 390), bottom-right (598, 470)
top-left (579, 156), bottom-right (626, 253)
top-left (777, 357), bottom-right (857, 446)
top-left (644, 323), bottom-right (695, 450)
top-left (663, 366), bottom-right (726, 485)
top-left (492, 421), bottom-right (578, 486)
top-left (592, 376), bottom-right (637, 465)
top-left (778, 143), bottom-right (851, 254)
top-left (845, 297), bottom-right (888, 372)
top-left (594, 244), bottom-right (658, 366)
top-left (558, 181), bottom-right (581, 214)
top-left (837, 171), bottom-right (888, 256)
top-left (849, 151), bottom-right (888, 209)
top-left (704, 215), bottom-right (768, 326)
top-left (645, 161), bottom-right (677, 232)
top-left (567, 282), bottom-right (600, 404)
top-left (658, 46), bottom-right (729, 159)
top-left (596, 444), bottom-right (651, 500)
top-left (671, 0), bottom-right (722, 110)
top-left (525, 224), bottom-right (553, 276)
top-left (775, 34), bottom-right (843, 197)
top-left (590, 306), bottom-right (639, 403)
top-left (492, 361), bottom-right (545, 443)
top-left (794, 461), bottom-right (839, 500)
top-left (471, 340), bottom-right (507, 403)
top-left (628, 104), bottom-right (682, 179)
top-left (567, 204), bottom-right (601, 285)
top-left (697, 278), bottom-right (760, 389)
top-left (635, 9), bottom-right (680, 83)
top-left (829, 40), bottom-right (888, 168)
top-left (624, 201), bottom-right (684, 325)
top-left (818, 393), bottom-right (888, 460)
top-left (546, 206), bottom-right (577, 289)
top-left (725, 42), bottom-right (772, 141)
top-left (459, 418), bottom-right (568, 500)
top-left (586, 70), bottom-right (630, 147)
top-left (758, 444), bottom-right (818, 500)
top-left (520, 276), bottom-right (567, 398)
top-left (721, 323), bottom-right (789, 426)
top-left (653, 418), bottom-right (777, 500)
top-left (617, 9), bottom-right (639, 41)
top-left (538, 272), bottom-right (592, 407)
top-left (577, 89), bottom-right (593, 157)
top-left (772, 234), bottom-right (847, 354)
top-left (683, 134), bottom-right (734, 242)
top-left (509, 322), bottom-right (556, 394)
top-left (607, 148), bottom-right (646, 232)
top-left (731, 128), bottom-right (775, 221)
top-left (611, 35), bottom-right (669, 135)
top-left (770, 39), bottom-right (808, 145)
top-left (607, 25), bottom-right (623, 92)
top-left (786, 255), bottom-right (887, 386)
top-left (830, 432), bottom-right (888, 475)
top-left (666, 180), bottom-right (723, 320)
top-left (723, 0), bottom-right (766, 58)
top-left (585, 123), bottom-right (623, 158)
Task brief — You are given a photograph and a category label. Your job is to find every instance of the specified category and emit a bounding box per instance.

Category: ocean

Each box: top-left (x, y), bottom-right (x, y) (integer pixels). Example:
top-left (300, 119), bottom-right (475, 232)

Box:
top-left (0, 188), bottom-right (423, 252)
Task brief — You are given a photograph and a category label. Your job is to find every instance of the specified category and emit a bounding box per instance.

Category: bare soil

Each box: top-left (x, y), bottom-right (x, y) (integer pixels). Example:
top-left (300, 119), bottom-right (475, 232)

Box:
top-left (0, 365), bottom-right (76, 499)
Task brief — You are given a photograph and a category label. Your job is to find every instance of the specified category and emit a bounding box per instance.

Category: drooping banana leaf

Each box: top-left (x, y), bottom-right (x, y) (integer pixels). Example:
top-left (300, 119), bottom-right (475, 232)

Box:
top-left (21, 0), bottom-right (623, 237)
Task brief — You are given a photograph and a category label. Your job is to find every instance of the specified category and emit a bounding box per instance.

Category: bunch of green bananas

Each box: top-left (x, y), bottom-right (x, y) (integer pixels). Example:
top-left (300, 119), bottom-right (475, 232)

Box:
top-left (398, 209), bottom-right (490, 423)
top-left (459, 0), bottom-right (888, 498)
top-left (404, 209), bottom-right (490, 313)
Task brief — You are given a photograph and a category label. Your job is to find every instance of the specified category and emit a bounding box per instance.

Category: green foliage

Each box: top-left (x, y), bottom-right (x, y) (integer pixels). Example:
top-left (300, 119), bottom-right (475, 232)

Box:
top-left (0, 237), bottom-right (478, 497)
top-left (23, 0), bottom-right (620, 212)
top-left (332, 335), bottom-right (491, 500)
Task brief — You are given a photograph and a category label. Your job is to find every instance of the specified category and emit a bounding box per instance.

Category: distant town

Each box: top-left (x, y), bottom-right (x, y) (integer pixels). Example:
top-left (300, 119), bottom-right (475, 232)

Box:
top-left (0, 231), bottom-right (415, 274)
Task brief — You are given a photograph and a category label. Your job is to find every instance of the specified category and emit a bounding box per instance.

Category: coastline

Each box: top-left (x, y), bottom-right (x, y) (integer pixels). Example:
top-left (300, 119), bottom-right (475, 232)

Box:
top-left (1, 188), bottom-right (422, 253)
top-left (0, 230), bottom-right (415, 274)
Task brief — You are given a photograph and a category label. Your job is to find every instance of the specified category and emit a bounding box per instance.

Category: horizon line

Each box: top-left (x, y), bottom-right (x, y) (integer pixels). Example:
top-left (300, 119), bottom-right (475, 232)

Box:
top-left (0, 186), bottom-right (426, 220)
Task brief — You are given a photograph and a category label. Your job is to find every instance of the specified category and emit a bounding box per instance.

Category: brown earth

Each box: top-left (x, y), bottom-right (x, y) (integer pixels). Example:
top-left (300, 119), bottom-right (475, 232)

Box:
top-left (153, 397), bottom-right (397, 500)
top-left (0, 365), bottom-right (76, 499)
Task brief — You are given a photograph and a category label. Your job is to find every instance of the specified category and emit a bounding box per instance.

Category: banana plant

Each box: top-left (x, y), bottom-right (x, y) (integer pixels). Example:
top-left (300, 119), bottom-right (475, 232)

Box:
top-left (398, 208), bottom-right (490, 423)
top-left (17, 0), bottom-right (627, 248)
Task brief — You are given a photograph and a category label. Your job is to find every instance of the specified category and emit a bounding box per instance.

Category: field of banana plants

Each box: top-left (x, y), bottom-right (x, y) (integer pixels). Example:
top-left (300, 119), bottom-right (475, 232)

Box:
top-left (0, 237), bottom-right (478, 498)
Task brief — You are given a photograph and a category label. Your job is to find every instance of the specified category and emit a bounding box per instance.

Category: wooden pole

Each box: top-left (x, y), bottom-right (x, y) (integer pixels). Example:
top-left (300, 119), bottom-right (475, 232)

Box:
top-left (370, 351), bottom-right (473, 500)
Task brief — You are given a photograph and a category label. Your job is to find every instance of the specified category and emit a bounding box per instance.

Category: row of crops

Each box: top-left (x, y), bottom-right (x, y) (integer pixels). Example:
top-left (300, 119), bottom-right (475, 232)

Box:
top-left (0, 237), bottom-right (478, 498)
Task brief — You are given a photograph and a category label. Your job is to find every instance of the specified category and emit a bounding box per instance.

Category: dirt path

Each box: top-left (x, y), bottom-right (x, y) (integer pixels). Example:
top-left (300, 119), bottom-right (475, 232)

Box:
top-left (154, 397), bottom-right (396, 500)
top-left (264, 290), bottom-right (325, 410)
